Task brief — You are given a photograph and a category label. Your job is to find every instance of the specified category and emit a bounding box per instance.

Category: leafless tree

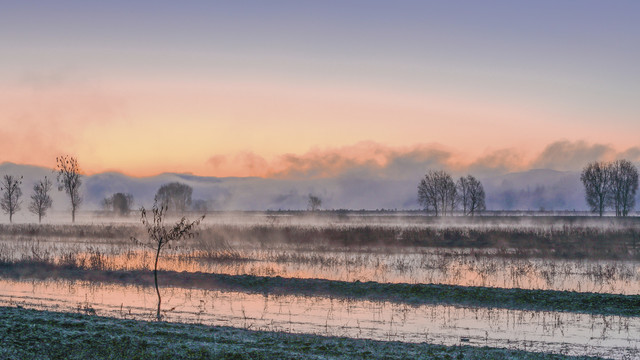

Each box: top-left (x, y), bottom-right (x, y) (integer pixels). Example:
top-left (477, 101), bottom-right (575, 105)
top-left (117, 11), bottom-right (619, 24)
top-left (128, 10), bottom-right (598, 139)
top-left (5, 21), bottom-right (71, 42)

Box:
top-left (581, 161), bottom-right (611, 216)
top-left (457, 176), bottom-right (470, 215)
top-left (28, 176), bottom-right (53, 223)
top-left (55, 155), bottom-right (82, 222)
top-left (607, 159), bottom-right (638, 217)
top-left (132, 200), bottom-right (203, 320)
top-left (418, 171), bottom-right (438, 215)
top-left (418, 170), bottom-right (457, 216)
top-left (308, 194), bottom-right (322, 211)
top-left (1, 175), bottom-right (23, 223)
top-left (155, 182), bottom-right (192, 213)
top-left (191, 199), bottom-right (209, 213)
top-left (101, 197), bottom-right (112, 211)
top-left (457, 175), bottom-right (486, 216)
top-left (467, 177), bottom-right (486, 216)
top-left (444, 177), bottom-right (457, 215)
top-left (103, 193), bottom-right (134, 216)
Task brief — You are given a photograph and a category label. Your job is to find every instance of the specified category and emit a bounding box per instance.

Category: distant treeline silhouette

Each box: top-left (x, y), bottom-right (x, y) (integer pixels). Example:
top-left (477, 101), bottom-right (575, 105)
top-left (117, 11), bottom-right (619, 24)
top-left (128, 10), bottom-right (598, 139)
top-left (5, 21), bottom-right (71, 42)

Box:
top-left (417, 171), bottom-right (486, 216)
top-left (581, 159), bottom-right (639, 217)
top-left (1, 155), bottom-right (639, 222)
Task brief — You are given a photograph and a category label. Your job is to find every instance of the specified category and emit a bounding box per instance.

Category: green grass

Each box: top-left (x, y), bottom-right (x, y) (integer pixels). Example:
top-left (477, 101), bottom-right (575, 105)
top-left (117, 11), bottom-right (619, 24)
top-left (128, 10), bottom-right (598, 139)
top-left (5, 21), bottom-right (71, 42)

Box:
top-left (0, 306), bottom-right (601, 360)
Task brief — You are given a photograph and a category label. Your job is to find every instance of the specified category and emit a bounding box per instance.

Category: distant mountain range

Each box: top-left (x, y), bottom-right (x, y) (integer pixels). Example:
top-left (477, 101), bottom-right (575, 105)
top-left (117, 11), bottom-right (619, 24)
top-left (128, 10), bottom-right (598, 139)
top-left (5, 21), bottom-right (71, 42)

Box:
top-left (0, 162), bottom-right (606, 212)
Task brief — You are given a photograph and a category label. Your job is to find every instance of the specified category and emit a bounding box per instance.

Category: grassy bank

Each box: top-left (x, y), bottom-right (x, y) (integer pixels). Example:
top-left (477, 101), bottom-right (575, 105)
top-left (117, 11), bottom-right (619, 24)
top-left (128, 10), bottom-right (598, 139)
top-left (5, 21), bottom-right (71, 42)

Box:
top-left (2, 220), bottom-right (639, 259)
top-left (0, 306), bottom-right (601, 360)
top-left (2, 262), bottom-right (638, 317)
top-left (197, 224), bottom-right (640, 259)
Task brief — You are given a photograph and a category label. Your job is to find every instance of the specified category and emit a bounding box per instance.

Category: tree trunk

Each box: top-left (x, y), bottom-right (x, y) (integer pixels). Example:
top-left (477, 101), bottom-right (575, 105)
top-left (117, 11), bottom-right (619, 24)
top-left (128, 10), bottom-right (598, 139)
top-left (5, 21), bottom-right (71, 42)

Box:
top-left (599, 194), bottom-right (604, 217)
top-left (154, 243), bottom-right (162, 321)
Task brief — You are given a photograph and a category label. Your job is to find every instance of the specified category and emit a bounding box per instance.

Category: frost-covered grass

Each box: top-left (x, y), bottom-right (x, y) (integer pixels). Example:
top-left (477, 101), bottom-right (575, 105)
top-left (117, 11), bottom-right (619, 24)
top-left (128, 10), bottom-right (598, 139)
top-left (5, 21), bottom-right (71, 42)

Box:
top-left (0, 306), bottom-right (601, 360)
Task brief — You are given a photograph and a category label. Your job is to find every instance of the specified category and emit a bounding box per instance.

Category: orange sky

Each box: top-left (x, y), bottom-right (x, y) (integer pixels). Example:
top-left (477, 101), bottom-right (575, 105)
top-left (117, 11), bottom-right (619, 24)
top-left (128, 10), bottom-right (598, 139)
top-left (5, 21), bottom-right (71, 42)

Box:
top-left (1, 2), bottom-right (639, 177)
top-left (1, 76), bottom-right (637, 178)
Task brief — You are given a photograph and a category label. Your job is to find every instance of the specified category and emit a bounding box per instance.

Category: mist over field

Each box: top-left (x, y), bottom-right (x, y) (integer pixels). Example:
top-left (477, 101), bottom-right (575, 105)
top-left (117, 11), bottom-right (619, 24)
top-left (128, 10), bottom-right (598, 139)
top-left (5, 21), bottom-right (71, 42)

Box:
top-left (0, 161), bottom-right (595, 214)
top-left (2, 2), bottom-right (640, 358)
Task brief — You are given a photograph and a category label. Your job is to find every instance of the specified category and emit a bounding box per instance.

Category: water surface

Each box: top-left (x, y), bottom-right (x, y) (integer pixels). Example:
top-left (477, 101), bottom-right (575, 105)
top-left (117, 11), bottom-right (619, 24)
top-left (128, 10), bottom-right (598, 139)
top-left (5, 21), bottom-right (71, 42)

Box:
top-left (0, 277), bottom-right (637, 359)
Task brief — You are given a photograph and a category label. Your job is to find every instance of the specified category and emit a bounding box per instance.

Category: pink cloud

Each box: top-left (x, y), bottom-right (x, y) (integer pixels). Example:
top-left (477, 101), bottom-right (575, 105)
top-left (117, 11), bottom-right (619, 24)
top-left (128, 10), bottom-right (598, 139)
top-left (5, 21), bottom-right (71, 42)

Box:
top-left (205, 140), bottom-right (640, 179)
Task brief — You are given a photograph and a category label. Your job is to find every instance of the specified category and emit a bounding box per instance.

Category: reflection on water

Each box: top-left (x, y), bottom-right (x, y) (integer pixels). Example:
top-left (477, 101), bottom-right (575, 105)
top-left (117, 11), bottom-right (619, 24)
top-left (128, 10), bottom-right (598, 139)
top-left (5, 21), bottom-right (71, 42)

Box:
top-left (2, 238), bottom-right (638, 294)
top-left (0, 278), bottom-right (637, 359)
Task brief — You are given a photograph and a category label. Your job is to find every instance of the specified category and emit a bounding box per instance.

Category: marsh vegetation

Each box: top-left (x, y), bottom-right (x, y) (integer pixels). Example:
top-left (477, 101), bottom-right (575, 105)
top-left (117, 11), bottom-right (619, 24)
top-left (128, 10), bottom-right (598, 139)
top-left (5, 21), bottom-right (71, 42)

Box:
top-left (0, 214), bottom-right (639, 358)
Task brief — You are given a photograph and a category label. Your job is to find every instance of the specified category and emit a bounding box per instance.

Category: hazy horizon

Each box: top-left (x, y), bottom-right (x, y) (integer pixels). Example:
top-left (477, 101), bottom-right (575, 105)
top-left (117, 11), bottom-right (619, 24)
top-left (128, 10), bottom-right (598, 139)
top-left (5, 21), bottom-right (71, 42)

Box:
top-left (1, 139), bottom-right (639, 180)
top-left (0, 160), bottom-right (615, 215)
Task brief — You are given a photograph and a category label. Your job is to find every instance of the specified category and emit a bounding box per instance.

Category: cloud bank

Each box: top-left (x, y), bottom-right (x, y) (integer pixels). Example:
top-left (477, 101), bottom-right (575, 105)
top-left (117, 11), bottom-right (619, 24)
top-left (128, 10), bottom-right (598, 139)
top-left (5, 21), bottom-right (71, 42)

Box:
top-left (1, 140), bottom-right (639, 219)
top-left (207, 140), bottom-right (640, 179)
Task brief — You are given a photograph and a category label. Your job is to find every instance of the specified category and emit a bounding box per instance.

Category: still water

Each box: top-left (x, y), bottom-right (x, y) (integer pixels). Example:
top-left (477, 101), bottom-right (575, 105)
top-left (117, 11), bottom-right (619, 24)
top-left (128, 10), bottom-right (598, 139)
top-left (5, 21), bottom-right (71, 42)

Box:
top-left (0, 277), bottom-right (637, 359)
top-left (3, 237), bottom-right (639, 294)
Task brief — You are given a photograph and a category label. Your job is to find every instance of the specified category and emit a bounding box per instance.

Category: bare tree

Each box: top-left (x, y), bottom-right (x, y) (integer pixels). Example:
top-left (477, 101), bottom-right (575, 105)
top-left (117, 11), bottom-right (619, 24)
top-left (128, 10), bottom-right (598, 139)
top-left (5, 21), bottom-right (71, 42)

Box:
top-left (456, 176), bottom-right (470, 215)
top-left (191, 199), bottom-right (209, 213)
top-left (467, 176), bottom-right (486, 216)
top-left (28, 176), bottom-right (53, 223)
top-left (155, 182), bottom-right (192, 213)
top-left (608, 159), bottom-right (639, 217)
top-left (1, 175), bottom-right (23, 223)
top-left (56, 156), bottom-right (82, 222)
top-left (308, 194), bottom-right (322, 211)
top-left (101, 197), bottom-right (113, 211)
top-left (442, 175), bottom-right (457, 216)
top-left (418, 170), bottom-right (456, 216)
top-left (457, 175), bottom-right (486, 216)
top-left (418, 171), bottom-right (439, 215)
top-left (103, 193), bottom-right (134, 216)
top-left (132, 200), bottom-right (203, 320)
top-left (581, 161), bottom-right (610, 216)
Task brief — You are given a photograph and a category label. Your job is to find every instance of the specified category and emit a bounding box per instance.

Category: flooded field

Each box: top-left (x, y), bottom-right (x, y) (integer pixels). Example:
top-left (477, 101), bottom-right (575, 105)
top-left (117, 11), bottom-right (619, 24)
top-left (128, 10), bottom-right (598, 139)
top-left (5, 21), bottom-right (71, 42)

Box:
top-left (1, 237), bottom-right (639, 294)
top-left (1, 216), bottom-right (640, 358)
top-left (1, 277), bottom-right (638, 359)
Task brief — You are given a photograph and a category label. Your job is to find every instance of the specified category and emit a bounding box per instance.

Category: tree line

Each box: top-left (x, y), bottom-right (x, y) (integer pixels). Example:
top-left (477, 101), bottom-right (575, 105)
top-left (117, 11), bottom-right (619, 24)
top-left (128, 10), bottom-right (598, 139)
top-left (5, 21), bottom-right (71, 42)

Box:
top-left (1, 155), bottom-right (204, 223)
top-left (417, 170), bottom-right (486, 216)
top-left (0, 155), bottom-right (86, 223)
top-left (417, 158), bottom-right (639, 217)
top-left (1, 175), bottom-right (53, 223)
top-left (580, 159), bottom-right (639, 217)
top-left (101, 183), bottom-right (201, 216)
top-left (2, 155), bottom-right (639, 222)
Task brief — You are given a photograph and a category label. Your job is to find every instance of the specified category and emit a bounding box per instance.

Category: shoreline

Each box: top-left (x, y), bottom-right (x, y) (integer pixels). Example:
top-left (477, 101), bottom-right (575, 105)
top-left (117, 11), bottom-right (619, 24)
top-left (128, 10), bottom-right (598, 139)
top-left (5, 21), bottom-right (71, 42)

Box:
top-left (2, 262), bottom-right (638, 317)
top-left (0, 306), bottom-right (602, 360)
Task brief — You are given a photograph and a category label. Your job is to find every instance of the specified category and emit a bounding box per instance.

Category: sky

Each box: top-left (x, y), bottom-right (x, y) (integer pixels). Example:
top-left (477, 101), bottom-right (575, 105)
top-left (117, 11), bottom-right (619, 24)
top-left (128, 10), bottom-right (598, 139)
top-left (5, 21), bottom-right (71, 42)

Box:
top-left (1, 1), bottom-right (639, 178)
